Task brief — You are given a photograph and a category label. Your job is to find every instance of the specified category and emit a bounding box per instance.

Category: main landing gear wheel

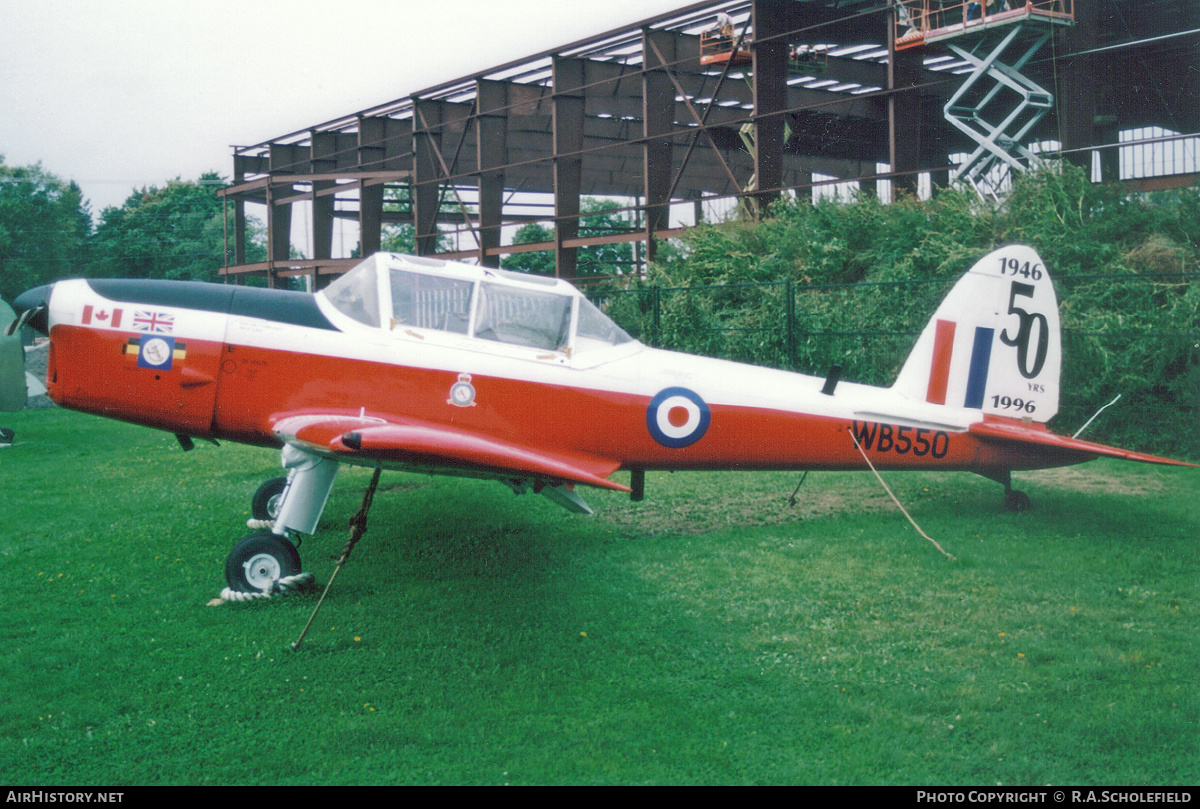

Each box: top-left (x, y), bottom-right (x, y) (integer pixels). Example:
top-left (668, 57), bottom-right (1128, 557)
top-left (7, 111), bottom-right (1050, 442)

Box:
top-left (251, 476), bottom-right (288, 521)
top-left (224, 531), bottom-right (302, 594)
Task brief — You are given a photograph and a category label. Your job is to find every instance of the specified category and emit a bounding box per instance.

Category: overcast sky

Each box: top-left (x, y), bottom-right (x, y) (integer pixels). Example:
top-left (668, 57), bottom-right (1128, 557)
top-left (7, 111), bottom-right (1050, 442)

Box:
top-left (1, 0), bottom-right (692, 216)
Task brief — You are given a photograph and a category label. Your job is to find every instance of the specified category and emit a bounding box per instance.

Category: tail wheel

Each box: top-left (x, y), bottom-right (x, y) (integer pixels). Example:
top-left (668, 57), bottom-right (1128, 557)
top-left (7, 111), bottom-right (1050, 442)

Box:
top-left (251, 476), bottom-right (288, 521)
top-left (225, 532), bottom-right (302, 594)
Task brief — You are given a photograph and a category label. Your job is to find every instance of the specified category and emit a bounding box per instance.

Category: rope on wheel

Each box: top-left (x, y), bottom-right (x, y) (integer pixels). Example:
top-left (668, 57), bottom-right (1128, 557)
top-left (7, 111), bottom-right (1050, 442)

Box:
top-left (216, 572), bottom-right (315, 604)
top-left (246, 518), bottom-right (274, 530)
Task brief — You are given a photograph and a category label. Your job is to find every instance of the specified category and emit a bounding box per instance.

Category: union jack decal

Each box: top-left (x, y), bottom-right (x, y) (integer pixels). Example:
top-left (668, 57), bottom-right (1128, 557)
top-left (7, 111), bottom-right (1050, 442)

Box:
top-left (132, 310), bottom-right (174, 334)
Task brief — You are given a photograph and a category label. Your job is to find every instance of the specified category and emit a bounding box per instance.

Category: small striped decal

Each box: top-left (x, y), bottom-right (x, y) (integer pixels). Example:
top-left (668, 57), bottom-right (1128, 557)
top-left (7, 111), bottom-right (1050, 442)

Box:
top-left (926, 319), bottom-right (956, 404)
top-left (964, 327), bottom-right (994, 409)
top-left (123, 337), bottom-right (186, 360)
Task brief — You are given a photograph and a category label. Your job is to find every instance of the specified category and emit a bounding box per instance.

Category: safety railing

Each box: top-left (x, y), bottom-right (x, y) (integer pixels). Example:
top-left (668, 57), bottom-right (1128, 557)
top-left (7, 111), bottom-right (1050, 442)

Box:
top-left (895, 0), bottom-right (1074, 49)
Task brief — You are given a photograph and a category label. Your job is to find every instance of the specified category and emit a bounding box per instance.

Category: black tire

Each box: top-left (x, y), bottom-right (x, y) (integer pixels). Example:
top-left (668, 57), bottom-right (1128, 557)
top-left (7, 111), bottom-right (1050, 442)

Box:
top-left (251, 476), bottom-right (288, 521)
top-left (225, 532), bottom-right (302, 593)
top-left (1004, 489), bottom-right (1032, 512)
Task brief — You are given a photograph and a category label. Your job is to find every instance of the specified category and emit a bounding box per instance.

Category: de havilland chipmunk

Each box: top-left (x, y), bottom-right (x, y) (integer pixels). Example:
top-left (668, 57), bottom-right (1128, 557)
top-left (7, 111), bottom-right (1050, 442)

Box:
top-left (3, 245), bottom-right (1195, 595)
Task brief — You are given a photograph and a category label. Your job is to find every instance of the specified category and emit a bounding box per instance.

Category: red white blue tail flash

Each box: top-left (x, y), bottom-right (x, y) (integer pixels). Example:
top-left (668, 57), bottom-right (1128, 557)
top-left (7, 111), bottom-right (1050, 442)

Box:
top-left (893, 245), bottom-right (1061, 421)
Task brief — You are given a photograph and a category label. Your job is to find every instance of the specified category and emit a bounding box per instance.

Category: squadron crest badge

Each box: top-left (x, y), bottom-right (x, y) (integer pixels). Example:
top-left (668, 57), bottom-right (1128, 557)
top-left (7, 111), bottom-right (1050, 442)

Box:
top-left (448, 373), bottom-right (477, 407)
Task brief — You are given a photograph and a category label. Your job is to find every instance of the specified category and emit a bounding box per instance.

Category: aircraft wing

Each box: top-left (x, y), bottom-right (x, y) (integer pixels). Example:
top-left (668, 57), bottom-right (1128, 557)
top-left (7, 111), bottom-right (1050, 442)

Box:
top-left (271, 412), bottom-right (630, 493)
top-left (968, 417), bottom-right (1199, 468)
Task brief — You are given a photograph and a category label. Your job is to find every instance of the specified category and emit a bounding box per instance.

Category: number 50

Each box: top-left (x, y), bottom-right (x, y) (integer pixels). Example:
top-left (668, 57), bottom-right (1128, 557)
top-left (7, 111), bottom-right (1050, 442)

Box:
top-left (1000, 282), bottom-right (1049, 379)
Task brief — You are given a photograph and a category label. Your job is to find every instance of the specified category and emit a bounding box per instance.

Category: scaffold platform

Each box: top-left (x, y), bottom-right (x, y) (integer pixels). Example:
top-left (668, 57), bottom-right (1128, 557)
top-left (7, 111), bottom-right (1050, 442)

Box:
top-left (894, 1), bottom-right (1075, 52)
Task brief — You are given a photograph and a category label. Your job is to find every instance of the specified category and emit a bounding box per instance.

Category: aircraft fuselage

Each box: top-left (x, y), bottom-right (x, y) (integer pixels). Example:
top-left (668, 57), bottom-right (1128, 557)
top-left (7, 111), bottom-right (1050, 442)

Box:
top-left (35, 276), bottom-right (1072, 482)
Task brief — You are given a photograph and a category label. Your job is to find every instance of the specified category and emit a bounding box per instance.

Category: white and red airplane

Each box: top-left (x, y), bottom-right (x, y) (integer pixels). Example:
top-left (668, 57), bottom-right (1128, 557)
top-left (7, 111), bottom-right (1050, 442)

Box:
top-left (4, 245), bottom-right (1193, 594)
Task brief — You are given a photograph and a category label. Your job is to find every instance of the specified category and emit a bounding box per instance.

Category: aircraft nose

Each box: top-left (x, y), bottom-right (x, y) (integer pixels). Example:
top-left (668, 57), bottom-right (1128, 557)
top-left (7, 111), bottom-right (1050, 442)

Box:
top-left (11, 283), bottom-right (53, 335)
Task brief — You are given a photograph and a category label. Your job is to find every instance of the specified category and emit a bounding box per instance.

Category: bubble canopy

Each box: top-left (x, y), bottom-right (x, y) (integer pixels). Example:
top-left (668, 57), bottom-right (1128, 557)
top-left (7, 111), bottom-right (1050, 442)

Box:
top-left (320, 253), bottom-right (634, 355)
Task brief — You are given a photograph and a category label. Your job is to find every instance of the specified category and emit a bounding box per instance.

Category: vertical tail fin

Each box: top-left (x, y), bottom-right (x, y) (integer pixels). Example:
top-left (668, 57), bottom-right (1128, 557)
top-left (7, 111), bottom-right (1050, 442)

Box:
top-left (893, 245), bottom-right (1061, 422)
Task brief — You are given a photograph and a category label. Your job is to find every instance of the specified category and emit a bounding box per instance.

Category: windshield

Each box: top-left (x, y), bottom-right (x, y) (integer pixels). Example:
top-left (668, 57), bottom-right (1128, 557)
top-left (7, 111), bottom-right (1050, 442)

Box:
top-left (321, 262), bottom-right (380, 327)
top-left (576, 296), bottom-right (633, 349)
top-left (473, 282), bottom-right (571, 351)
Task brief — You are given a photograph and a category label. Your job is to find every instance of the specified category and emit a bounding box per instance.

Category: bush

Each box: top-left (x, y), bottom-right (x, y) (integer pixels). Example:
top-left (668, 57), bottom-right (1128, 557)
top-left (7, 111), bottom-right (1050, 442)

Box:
top-left (597, 165), bottom-right (1200, 456)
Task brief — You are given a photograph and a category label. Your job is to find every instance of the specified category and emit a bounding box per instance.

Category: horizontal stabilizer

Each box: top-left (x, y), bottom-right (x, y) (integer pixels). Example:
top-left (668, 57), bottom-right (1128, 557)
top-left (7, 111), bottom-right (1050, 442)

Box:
top-left (969, 418), bottom-right (1198, 468)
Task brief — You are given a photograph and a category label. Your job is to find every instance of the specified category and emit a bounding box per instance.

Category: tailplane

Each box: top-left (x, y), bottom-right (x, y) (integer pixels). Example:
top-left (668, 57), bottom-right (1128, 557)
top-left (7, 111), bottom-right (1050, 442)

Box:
top-left (893, 245), bottom-right (1061, 422)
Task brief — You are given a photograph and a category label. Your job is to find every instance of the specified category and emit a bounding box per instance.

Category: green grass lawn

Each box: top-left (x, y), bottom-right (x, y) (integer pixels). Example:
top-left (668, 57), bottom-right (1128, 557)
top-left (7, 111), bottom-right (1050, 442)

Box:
top-left (1, 408), bottom-right (1196, 785)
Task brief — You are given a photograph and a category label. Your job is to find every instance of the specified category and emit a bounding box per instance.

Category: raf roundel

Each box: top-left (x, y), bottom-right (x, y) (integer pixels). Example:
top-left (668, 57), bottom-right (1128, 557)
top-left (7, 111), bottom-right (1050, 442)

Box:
top-left (646, 387), bottom-right (711, 448)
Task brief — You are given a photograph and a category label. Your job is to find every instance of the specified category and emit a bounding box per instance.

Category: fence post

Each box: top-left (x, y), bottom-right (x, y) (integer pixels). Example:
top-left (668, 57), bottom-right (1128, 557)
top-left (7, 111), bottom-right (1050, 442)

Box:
top-left (652, 285), bottom-right (662, 347)
top-left (785, 279), bottom-right (796, 370)
top-left (1194, 338), bottom-right (1200, 457)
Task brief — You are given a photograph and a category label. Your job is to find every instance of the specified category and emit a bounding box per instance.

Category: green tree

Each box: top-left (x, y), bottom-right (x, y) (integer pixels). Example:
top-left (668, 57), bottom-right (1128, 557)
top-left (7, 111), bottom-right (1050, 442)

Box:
top-left (501, 221), bottom-right (554, 274)
top-left (89, 172), bottom-right (235, 282)
top-left (380, 222), bottom-right (418, 255)
top-left (501, 198), bottom-right (636, 277)
top-left (380, 182), bottom-right (453, 256)
top-left (0, 156), bottom-right (91, 302)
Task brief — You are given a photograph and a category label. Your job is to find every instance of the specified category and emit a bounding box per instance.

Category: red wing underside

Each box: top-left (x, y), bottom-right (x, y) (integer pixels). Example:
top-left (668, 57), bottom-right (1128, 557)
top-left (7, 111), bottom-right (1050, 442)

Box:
top-left (968, 417), bottom-right (1199, 468)
top-left (272, 413), bottom-right (630, 492)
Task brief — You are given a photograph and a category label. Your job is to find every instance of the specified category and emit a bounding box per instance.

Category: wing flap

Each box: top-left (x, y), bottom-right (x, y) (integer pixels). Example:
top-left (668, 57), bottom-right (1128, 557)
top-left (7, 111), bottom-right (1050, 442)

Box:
top-left (969, 417), bottom-right (1198, 468)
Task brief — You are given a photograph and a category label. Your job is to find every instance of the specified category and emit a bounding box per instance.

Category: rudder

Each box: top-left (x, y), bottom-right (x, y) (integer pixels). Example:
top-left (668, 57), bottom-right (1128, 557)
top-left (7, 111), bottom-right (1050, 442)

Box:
top-left (892, 245), bottom-right (1061, 422)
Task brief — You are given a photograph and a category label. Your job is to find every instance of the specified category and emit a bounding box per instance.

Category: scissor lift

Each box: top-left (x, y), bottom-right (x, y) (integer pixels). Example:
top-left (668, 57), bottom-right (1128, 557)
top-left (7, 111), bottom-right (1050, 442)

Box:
top-left (894, 1), bottom-right (1075, 200)
top-left (700, 27), bottom-right (752, 66)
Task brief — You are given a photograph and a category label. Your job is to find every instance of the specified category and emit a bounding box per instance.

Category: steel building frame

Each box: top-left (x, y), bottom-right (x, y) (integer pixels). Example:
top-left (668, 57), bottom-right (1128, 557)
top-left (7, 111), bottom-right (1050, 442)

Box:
top-left (217, 0), bottom-right (1200, 286)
